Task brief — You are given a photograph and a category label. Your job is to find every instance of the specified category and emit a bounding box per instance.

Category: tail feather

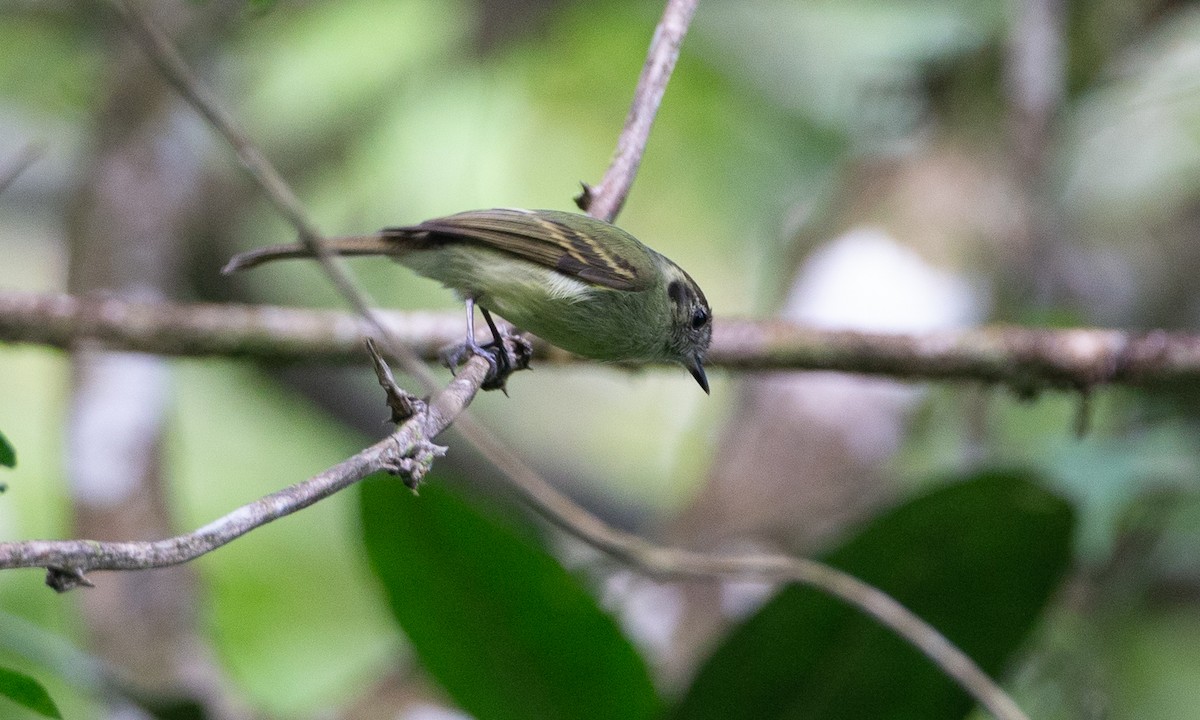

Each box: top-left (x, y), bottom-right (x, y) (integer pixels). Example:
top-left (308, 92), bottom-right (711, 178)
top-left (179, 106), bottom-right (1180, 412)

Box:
top-left (221, 234), bottom-right (404, 274)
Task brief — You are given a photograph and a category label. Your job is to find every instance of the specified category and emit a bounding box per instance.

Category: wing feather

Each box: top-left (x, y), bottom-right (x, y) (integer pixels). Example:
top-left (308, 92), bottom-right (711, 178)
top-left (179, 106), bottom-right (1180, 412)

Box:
top-left (384, 209), bottom-right (651, 291)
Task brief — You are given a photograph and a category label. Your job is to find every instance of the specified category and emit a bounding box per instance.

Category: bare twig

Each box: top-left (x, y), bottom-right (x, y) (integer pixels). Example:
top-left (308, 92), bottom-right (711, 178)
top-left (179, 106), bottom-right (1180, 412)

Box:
top-left (0, 354), bottom-right (489, 589)
top-left (0, 346), bottom-right (1026, 719)
top-left (366, 337), bottom-right (427, 425)
top-left (107, 0), bottom-right (440, 390)
top-left (5, 291), bottom-right (1200, 390)
top-left (107, 0), bottom-right (310, 240)
top-left (577, 0), bottom-right (698, 222)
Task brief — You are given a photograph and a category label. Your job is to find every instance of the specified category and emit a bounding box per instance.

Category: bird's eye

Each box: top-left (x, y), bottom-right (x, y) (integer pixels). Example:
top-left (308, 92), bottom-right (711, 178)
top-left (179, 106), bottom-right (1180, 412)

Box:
top-left (691, 307), bottom-right (709, 329)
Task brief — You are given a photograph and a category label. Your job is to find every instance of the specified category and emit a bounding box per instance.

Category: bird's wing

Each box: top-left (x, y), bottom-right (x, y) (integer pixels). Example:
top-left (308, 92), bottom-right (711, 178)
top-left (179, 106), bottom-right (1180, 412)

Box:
top-left (387, 209), bottom-right (652, 291)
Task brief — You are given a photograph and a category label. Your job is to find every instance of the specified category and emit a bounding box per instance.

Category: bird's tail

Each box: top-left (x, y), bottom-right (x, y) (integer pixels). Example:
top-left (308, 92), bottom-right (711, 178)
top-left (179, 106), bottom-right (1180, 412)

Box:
top-left (221, 234), bottom-right (406, 274)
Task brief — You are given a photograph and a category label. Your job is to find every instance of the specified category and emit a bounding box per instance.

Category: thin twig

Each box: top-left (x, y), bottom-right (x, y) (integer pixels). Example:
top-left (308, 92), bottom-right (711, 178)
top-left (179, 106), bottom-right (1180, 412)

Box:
top-left (578, 0), bottom-right (698, 222)
top-left (0, 354), bottom-right (489, 590)
top-left (432, 409), bottom-right (1029, 720)
top-left (5, 291), bottom-right (1200, 390)
top-left (331, 384), bottom-right (1048, 720)
top-left (107, 0), bottom-right (440, 390)
top-left (0, 350), bottom-right (1025, 719)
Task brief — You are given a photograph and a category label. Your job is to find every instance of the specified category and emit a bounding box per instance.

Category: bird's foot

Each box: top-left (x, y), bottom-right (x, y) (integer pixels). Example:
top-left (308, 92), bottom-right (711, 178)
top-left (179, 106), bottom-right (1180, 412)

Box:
top-left (440, 333), bottom-right (533, 394)
top-left (441, 338), bottom-right (497, 377)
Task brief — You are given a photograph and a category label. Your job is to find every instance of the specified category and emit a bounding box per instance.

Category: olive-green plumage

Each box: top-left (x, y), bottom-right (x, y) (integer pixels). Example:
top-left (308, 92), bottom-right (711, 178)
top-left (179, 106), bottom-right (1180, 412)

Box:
top-left (223, 208), bottom-right (713, 391)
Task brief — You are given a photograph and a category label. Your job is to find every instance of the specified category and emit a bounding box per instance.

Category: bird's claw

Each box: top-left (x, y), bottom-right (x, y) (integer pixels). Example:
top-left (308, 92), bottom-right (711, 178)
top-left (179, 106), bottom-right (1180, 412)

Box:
top-left (482, 334), bottom-right (533, 393)
top-left (441, 339), bottom-right (497, 376)
top-left (440, 334), bottom-right (533, 394)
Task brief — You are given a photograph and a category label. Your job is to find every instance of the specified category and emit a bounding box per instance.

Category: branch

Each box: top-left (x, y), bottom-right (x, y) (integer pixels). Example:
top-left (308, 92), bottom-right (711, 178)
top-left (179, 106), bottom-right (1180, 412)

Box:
top-left (0, 291), bottom-right (470, 363)
top-left (0, 353), bottom-right (489, 590)
top-left (714, 318), bottom-right (1200, 390)
top-left (0, 340), bottom-right (1026, 720)
top-left (5, 291), bottom-right (1200, 390)
top-left (107, 0), bottom-right (440, 390)
top-left (578, 0), bottom-right (698, 222)
top-left (431, 407), bottom-right (1031, 720)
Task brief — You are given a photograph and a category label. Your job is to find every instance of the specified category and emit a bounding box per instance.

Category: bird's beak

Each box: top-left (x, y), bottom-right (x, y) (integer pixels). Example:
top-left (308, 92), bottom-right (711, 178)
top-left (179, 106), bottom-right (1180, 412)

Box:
top-left (688, 357), bottom-right (710, 394)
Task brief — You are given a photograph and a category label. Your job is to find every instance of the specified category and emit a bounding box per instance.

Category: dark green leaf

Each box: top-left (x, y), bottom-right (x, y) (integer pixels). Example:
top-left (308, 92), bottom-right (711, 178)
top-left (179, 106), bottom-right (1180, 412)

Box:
top-left (0, 430), bottom-right (14, 468)
top-left (360, 476), bottom-right (660, 720)
top-left (0, 667), bottom-right (61, 719)
top-left (142, 698), bottom-right (205, 720)
top-left (674, 470), bottom-right (1075, 720)
top-left (124, 686), bottom-right (206, 720)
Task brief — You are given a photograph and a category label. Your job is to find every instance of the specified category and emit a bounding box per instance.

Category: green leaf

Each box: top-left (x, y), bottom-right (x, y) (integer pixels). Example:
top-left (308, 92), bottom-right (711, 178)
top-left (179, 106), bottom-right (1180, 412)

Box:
top-left (133, 695), bottom-right (206, 720)
top-left (360, 476), bottom-right (660, 720)
top-left (0, 430), bottom-right (14, 468)
top-left (0, 667), bottom-right (61, 719)
top-left (674, 470), bottom-right (1075, 720)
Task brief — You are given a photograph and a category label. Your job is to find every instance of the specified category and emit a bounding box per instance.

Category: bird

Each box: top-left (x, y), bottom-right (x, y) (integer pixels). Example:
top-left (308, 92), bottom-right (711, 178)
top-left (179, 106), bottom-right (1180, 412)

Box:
top-left (223, 208), bottom-right (713, 392)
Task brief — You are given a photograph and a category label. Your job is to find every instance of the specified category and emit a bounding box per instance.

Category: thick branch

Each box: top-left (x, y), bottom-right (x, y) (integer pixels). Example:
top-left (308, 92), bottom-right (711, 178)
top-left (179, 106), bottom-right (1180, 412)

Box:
top-left (5, 291), bottom-right (1200, 390)
top-left (0, 291), bottom-right (470, 362)
top-left (715, 319), bottom-right (1200, 389)
top-left (580, 0), bottom-right (698, 222)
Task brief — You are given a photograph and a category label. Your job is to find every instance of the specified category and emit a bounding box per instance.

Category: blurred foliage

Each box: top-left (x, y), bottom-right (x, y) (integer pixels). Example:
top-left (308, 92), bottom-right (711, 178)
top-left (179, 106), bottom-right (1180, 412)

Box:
top-left (359, 469), bottom-right (1071, 720)
top-left (361, 476), bottom-right (660, 720)
top-left (2, 0), bottom-right (1200, 717)
top-left (169, 361), bottom-right (399, 713)
top-left (0, 666), bottom-right (60, 719)
top-left (673, 471), bottom-right (1074, 719)
top-left (0, 13), bottom-right (102, 116)
top-left (0, 431), bottom-right (14, 469)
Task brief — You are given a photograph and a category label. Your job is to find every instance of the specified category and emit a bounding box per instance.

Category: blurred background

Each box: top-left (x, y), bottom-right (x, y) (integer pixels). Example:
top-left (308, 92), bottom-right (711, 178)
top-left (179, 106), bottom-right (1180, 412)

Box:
top-left (3, 0), bottom-right (1200, 717)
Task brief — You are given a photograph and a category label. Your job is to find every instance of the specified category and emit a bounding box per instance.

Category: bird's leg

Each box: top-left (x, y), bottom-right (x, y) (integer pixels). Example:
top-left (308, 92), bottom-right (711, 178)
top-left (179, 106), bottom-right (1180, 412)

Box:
top-left (440, 298), bottom-right (529, 393)
top-left (479, 306), bottom-right (512, 380)
top-left (442, 297), bottom-right (497, 375)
